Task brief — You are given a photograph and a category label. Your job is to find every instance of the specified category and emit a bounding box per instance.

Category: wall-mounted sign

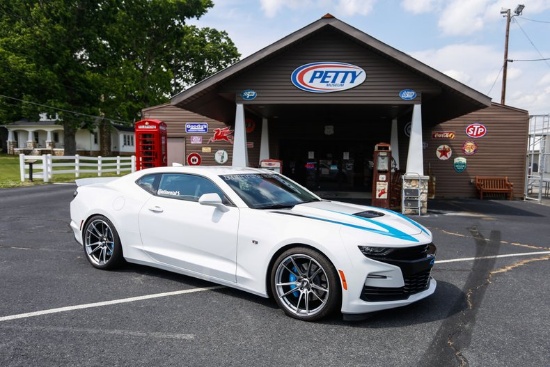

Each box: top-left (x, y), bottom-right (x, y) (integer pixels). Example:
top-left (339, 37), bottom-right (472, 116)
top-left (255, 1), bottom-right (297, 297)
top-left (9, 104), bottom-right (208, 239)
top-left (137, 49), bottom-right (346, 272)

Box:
top-left (291, 62), bottom-right (366, 93)
top-left (190, 136), bottom-right (202, 144)
top-left (214, 150), bottom-right (228, 164)
top-left (208, 127), bottom-right (233, 144)
top-left (462, 140), bottom-right (478, 155)
top-left (185, 123), bottom-right (208, 133)
top-left (201, 147), bottom-right (211, 153)
top-left (187, 152), bottom-right (201, 166)
top-left (399, 89), bottom-right (417, 100)
top-left (324, 125), bottom-right (334, 135)
top-left (245, 118), bottom-right (256, 133)
top-left (465, 123), bottom-right (487, 138)
top-left (436, 145), bottom-right (452, 160)
top-left (454, 157), bottom-right (467, 173)
top-left (241, 90), bottom-right (257, 100)
top-left (432, 131), bottom-right (455, 139)
top-left (404, 121), bottom-right (411, 137)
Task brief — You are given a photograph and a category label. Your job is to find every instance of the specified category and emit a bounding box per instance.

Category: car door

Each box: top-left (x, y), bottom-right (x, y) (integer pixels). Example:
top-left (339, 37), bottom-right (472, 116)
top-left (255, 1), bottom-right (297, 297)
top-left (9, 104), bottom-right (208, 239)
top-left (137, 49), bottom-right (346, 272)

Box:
top-left (138, 173), bottom-right (239, 283)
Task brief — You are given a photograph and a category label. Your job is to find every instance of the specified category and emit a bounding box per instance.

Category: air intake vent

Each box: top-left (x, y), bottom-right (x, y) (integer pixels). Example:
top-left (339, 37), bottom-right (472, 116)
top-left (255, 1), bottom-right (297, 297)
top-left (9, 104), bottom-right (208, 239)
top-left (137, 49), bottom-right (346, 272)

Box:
top-left (354, 210), bottom-right (385, 219)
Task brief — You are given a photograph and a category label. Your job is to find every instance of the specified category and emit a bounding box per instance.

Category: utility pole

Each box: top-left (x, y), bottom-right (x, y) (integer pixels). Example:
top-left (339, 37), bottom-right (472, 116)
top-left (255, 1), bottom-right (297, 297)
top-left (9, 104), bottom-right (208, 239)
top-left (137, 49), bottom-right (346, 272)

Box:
top-left (501, 8), bottom-right (511, 105)
top-left (500, 4), bottom-right (525, 105)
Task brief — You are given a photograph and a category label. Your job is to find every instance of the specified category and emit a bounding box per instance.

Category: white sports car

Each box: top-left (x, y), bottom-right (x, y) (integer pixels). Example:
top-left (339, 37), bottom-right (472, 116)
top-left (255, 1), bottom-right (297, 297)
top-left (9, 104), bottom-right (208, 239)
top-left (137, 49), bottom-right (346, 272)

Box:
top-left (70, 166), bottom-right (436, 321)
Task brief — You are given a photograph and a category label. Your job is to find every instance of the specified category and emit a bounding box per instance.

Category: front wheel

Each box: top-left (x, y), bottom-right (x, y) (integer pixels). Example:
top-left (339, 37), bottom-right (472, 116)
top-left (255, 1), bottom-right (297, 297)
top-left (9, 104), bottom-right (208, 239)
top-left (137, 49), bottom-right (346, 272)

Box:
top-left (271, 247), bottom-right (341, 321)
top-left (83, 215), bottom-right (123, 270)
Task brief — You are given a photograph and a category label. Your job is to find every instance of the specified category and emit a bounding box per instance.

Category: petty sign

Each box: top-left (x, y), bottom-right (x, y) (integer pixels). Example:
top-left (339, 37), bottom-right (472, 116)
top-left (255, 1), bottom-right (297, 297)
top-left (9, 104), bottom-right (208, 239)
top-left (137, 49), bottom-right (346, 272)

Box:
top-left (291, 62), bottom-right (366, 93)
top-left (466, 123), bottom-right (487, 138)
top-left (187, 153), bottom-right (202, 166)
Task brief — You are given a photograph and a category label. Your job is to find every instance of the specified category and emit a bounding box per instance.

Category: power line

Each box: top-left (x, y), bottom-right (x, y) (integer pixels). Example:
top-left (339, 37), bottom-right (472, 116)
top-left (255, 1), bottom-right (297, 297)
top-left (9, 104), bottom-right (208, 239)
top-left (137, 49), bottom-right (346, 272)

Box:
top-left (0, 94), bottom-right (131, 125)
top-left (518, 16), bottom-right (550, 24)
top-left (487, 64), bottom-right (503, 96)
top-left (509, 58), bottom-right (550, 62)
top-left (512, 18), bottom-right (550, 70)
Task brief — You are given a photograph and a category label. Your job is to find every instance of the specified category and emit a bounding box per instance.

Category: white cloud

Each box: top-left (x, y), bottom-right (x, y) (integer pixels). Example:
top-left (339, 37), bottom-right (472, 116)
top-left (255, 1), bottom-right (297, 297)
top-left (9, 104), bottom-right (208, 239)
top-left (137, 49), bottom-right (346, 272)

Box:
top-left (437, 0), bottom-right (493, 36)
top-left (401, 0), bottom-right (441, 14)
top-left (337, 0), bottom-right (377, 16)
top-left (259, 0), bottom-right (377, 17)
top-left (537, 73), bottom-right (550, 86)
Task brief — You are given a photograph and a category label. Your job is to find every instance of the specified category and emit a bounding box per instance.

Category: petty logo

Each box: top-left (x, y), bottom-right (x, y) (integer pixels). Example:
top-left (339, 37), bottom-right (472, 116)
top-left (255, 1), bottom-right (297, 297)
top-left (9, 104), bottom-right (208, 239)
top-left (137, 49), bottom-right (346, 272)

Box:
top-left (291, 62), bottom-right (366, 93)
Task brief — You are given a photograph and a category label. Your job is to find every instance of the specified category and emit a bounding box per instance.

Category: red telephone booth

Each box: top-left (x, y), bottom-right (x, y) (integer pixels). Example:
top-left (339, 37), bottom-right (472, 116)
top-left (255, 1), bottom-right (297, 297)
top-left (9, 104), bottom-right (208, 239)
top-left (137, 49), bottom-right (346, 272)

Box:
top-left (135, 119), bottom-right (167, 170)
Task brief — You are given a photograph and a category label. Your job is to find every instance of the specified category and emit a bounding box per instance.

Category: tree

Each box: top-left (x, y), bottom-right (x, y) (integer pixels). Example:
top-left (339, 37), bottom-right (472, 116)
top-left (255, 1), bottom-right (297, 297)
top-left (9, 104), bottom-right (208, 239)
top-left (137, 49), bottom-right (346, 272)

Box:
top-left (0, 0), bottom-right (240, 154)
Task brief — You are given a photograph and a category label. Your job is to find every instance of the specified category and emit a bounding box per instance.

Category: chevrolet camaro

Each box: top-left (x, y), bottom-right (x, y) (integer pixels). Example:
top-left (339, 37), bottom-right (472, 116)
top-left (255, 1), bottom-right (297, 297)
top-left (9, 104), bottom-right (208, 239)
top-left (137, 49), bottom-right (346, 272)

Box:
top-left (70, 166), bottom-right (436, 321)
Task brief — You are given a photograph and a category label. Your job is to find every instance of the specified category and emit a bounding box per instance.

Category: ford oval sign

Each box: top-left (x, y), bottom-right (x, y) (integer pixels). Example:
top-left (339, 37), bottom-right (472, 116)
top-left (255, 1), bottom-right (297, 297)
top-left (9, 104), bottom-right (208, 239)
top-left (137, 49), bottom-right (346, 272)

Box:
top-left (291, 62), bottom-right (366, 93)
top-left (241, 90), bottom-right (257, 100)
top-left (399, 89), bottom-right (417, 100)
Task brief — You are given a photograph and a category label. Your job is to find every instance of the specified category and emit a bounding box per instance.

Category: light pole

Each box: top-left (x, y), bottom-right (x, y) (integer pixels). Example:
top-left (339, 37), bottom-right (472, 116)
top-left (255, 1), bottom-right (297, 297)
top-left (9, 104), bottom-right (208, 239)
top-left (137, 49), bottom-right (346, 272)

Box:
top-left (500, 4), bottom-right (525, 105)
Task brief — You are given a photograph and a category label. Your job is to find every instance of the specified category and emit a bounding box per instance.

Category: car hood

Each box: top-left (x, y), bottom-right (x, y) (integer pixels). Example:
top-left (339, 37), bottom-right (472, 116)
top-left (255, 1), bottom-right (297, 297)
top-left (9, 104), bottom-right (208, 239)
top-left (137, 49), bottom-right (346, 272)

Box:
top-left (275, 200), bottom-right (429, 240)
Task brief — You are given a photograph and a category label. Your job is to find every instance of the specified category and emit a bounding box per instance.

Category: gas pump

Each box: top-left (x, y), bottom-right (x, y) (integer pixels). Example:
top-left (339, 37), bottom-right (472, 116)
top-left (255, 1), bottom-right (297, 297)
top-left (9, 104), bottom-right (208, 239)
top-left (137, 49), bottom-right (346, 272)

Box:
top-left (371, 143), bottom-right (392, 208)
top-left (135, 119), bottom-right (167, 170)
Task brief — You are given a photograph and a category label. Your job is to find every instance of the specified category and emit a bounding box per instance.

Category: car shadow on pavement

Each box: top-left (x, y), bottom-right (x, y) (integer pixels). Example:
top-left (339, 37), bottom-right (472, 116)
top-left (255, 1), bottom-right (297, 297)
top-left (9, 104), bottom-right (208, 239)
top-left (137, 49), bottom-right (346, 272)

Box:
top-left (109, 262), bottom-right (466, 326)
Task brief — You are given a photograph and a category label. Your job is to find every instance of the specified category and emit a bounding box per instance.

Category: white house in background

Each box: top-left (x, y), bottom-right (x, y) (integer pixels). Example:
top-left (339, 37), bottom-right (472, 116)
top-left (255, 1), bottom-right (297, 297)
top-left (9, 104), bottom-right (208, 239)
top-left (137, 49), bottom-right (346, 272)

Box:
top-left (3, 113), bottom-right (135, 156)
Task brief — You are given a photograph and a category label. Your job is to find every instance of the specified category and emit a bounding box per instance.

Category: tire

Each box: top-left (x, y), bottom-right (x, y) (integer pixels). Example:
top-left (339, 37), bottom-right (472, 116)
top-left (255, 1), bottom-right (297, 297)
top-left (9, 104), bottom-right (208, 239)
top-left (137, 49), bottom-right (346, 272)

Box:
top-left (83, 215), bottom-right (124, 270)
top-left (271, 247), bottom-right (341, 321)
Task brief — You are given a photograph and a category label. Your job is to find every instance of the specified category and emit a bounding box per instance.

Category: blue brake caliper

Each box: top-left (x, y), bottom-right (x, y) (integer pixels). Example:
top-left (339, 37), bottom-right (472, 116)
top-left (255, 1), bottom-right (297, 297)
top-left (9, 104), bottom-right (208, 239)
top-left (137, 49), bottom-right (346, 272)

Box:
top-left (289, 267), bottom-right (299, 298)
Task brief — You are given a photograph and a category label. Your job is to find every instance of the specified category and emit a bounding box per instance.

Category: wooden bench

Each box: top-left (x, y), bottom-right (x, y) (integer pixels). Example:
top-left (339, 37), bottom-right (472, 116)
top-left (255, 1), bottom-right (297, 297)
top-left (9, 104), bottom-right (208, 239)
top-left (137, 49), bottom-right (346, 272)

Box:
top-left (475, 176), bottom-right (514, 200)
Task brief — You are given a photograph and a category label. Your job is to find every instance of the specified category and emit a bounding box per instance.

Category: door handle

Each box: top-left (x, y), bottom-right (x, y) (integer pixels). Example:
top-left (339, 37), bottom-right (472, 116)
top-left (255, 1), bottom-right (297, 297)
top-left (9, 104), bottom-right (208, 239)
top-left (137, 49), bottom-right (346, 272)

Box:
top-left (148, 206), bottom-right (164, 213)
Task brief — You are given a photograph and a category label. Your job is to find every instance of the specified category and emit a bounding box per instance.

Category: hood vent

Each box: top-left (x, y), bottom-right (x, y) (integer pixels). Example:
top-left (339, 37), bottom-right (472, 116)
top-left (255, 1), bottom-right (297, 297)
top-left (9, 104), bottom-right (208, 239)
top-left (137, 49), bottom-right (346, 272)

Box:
top-left (353, 210), bottom-right (385, 219)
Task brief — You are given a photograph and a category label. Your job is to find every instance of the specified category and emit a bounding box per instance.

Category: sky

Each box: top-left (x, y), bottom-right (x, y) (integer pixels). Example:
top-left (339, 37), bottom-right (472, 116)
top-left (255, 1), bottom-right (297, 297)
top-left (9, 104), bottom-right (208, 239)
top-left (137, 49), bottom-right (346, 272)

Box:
top-left (189, 0), bottom-right (550, 115)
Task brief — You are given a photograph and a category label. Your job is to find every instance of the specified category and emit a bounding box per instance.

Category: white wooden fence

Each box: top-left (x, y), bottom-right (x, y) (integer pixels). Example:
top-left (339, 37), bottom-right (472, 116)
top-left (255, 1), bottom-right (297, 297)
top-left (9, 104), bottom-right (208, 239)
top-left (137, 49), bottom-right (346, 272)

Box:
top-left (19, 154), bottom-right (136, 182)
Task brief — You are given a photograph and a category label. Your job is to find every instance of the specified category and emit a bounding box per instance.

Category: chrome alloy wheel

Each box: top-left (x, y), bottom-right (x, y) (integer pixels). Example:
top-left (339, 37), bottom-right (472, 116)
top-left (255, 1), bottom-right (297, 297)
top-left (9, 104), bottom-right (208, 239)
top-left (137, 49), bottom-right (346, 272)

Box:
top-left (274, 253), bottom-right (331, 318)
top-left (84, 218), bottom-right (116, 267)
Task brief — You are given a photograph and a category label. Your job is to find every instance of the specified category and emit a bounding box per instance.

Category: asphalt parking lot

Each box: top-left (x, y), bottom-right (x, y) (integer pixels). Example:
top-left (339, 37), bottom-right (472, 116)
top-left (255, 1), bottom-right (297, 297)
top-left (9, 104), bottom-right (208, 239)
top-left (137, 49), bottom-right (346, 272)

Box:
top-left (1, 184), bottom-right (549, 367)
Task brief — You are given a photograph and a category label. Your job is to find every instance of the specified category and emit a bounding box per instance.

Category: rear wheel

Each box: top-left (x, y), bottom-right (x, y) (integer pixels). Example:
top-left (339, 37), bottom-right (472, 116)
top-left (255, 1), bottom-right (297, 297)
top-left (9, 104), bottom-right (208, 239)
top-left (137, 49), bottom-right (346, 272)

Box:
top-left (83, 215), bottom-right (123, 270)
top-left (271, 247), bottom-right (341, 321)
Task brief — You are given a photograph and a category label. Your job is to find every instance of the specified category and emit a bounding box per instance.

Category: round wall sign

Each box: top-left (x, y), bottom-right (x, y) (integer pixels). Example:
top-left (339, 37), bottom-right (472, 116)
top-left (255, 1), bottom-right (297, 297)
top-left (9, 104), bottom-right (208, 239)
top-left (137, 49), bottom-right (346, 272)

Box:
top-left (187, 152), bottom-right (202, 166)
top-left (462, 140), bottom-right (478, 155)
top-left (214, 150), bottom-right (229, 164)
top-left (436, 145), bottom-right (452, 160)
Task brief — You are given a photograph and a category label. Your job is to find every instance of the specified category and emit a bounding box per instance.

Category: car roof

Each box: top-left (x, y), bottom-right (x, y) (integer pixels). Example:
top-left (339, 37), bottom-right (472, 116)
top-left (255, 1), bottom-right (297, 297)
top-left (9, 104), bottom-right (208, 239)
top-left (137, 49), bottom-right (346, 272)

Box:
top-left (137, 165), bottom-right (275, 177)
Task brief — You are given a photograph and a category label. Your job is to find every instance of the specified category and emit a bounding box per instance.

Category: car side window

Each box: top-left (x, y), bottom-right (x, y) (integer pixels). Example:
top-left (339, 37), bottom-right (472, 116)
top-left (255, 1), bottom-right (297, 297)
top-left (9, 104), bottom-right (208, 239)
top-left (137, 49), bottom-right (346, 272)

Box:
top-left (136, 174), bottom-right (160, 194)
top-left (157, 173), bottom-right (230, 204)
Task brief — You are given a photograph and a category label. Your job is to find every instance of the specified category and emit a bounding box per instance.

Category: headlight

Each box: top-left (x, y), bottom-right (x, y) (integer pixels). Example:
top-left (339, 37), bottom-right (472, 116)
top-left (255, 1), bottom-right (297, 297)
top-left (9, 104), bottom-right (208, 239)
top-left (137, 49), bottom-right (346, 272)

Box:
top-left (358, 246), bottom-right (392, 258)
top-left (73, 189), bottom-right (78, 198)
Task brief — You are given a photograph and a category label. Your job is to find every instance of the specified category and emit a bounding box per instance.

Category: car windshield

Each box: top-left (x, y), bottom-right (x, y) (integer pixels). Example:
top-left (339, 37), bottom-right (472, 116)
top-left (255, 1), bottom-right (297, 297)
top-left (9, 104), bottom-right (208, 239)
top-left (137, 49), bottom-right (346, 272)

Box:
top-left (220, 173), bottom-right (321, 209)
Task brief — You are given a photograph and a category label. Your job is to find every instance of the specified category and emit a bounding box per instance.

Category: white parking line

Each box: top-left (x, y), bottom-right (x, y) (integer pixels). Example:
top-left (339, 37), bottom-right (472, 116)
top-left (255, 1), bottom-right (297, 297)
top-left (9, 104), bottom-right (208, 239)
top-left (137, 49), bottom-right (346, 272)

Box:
top-left (436, 251), bottom-right (550, 264)
top-left (0, 286), bottom-right (222, 323)
top-left (2, 251), bottom-right (549, 323)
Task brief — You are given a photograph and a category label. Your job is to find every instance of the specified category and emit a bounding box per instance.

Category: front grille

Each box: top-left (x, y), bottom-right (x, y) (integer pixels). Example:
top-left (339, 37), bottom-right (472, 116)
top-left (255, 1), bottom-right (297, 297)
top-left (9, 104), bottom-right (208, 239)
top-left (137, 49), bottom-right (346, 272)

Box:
top-left (360, 243), bottom-right (436, 302)
top-left (361, 269), bottom-right (432, 302)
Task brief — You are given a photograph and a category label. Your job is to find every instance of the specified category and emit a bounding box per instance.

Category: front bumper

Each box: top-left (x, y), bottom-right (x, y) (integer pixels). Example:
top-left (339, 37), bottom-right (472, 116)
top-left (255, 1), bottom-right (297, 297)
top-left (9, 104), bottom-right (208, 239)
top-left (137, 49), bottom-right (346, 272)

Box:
top-left (341, 243), bottom-right (437, 315)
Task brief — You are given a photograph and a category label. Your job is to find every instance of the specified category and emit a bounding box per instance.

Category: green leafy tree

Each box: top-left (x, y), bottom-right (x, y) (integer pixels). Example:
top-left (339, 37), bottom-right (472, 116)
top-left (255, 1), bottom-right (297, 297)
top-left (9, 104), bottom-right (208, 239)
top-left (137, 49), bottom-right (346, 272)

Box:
top-left (0, 0), bottom-right (240, 155)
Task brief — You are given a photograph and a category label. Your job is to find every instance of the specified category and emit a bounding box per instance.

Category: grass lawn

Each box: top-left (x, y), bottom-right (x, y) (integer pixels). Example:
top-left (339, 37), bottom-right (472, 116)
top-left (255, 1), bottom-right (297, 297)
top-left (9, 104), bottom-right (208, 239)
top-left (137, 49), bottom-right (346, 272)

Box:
top-left (0, 154), bottom-right (128, 188)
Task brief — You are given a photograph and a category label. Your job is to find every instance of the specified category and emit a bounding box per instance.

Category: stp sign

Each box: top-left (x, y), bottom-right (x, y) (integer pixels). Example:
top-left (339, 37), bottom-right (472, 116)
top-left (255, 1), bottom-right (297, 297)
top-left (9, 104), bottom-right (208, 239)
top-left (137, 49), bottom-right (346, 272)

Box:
top-left (187, 153), bottom-right (201, 166)
top-left (465, 123), bottom-right (487, 138)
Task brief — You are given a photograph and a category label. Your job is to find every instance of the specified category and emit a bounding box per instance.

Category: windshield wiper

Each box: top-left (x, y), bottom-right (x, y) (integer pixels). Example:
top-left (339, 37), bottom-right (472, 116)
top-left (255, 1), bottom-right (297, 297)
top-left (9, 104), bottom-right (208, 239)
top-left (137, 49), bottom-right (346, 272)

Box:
top-left (256, 203), bottom-right (296, 209)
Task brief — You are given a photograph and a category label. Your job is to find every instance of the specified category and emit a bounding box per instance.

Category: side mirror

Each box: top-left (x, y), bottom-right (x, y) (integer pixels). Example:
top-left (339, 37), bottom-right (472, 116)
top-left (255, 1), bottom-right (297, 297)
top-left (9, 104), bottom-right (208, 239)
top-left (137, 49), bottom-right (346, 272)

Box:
top-left (198, 193), bottom-right (229, 212)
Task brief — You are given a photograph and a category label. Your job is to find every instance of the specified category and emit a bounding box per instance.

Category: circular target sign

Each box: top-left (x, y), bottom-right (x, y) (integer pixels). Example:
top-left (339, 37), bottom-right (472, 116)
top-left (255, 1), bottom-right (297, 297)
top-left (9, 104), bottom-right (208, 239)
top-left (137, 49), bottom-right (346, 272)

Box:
top-left (187, 152), bottom-right (202, 166)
